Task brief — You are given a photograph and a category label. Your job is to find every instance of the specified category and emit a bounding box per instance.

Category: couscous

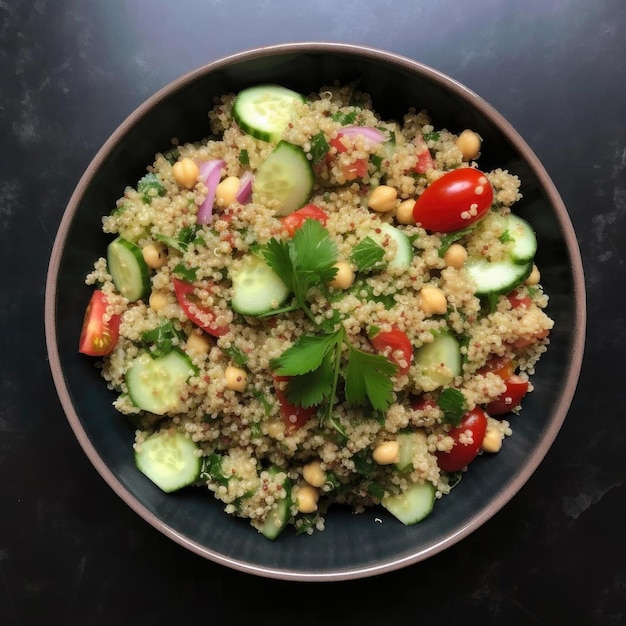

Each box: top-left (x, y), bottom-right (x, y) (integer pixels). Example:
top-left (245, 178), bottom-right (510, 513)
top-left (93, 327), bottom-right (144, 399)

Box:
top-left (79, 83), bottom-right (553, 538)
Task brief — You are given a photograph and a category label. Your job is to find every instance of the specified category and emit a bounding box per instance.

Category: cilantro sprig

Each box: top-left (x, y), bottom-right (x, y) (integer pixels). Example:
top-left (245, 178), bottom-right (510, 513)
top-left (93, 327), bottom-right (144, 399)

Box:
top-left (437, 387), bottom-right (467, 427)
top-left (261, 219), bottom-right (338, 324)
top-left (271, 326), bottom-right (397, 425)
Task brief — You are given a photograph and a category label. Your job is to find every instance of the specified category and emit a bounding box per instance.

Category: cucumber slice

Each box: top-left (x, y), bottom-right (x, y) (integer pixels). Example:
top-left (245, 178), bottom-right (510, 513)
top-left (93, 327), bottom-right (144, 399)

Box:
top-left (504, 213), bottom-right (537, 264)
top-left (252, 141), bottom-right (314, 216)
top-left (232, 85), bottom-right (305, 143)
top-left (107, 236), bottom-right (150, 302)
top-left (396, 431), bottom-right (428, 472)
top-left (126, 350), bottom-right (196, 415)
top-left (372, 223), bottom-right (413, 271)
top-left (414, 332), bottom-right (462, 390)
top-left (465, 257), bottom-right (533, 296)
top-left (135, 430), bottom-right (201, 493)
top-left (382, 481), bottom-right (436, 525)
top-left (230, 254), bottom-right (289, 316)
top-left (260, 466), bottom-right (292, 540)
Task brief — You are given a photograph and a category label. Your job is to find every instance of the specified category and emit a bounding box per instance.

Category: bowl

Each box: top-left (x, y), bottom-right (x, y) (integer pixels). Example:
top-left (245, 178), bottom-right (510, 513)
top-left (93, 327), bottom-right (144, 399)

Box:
top-left (45, 42), bottom-right (586, 581)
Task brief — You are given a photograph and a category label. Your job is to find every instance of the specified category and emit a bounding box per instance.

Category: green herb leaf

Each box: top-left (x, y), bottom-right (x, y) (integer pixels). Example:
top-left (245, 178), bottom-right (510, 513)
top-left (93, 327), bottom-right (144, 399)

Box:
top-left (345, 346), bottom-right (397, 412)
top-left (223, 345), bottom-right (248, 367)
top-left (499, 229), bottom-right (515, 243)
top-left (200, 453), bottom-right (228, 486)
top-left (155, 225), bottom-right (197, 253)
top-left (350, 279), bottom-right (396, 309)
top-left (350, 236), bottom-right (385, 271)
top-left (331, 110), bottom-right (358, 125)
top-left (271, 332), bottom-right (340, 376)
top-left (370, 154), bottom-right (383, 172)
top-left (137, 172), bottom-right (165, 204)
top-left (309, 132), bottom-right (330, 165)
top-left (423, 131), bottom-right (440, 142)
top-left (139, 321), bottom-right (183, 358)
top-left (437, 387), bottom-right (467, 427)
top-left (238, 149), bottom-right (249, 165)
top-left (173, 263), bottom-right (198, 283)
top-left (286, 355), bottom-right (335, 408)
top-left (438, 225), bottom-right (474, 256)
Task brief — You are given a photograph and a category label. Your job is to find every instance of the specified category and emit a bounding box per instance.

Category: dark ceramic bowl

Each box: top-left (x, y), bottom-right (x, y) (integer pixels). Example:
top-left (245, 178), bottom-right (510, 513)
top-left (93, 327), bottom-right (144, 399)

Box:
top-left (45, 43), bottom-right (585, 581)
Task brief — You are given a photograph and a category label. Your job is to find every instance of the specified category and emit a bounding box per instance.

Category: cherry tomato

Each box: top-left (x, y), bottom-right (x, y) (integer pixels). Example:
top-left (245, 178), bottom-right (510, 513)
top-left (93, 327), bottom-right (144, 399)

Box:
top-left (326, 136), bottom-right (368, 180)
top-left (78, 290), bottom-right (121, 356)
top-left (412, 168), bottom-right (494, 232)
top-left (273, 376), bottom-right (316, 433)
top-left (485, 375), bottom-right (529, 415)
top-left (507, 290), bottom-right (532, 309)
top-left (413, 137), bottom-right (435, 174)
top-left (172, 277), bottom-right (228, 337)
top-left (280, 204), bottom-right (328, 237)
top-left (369, 325), bottom-right (414, 375)
top-left (410, 396), bottom-right (437, 412)
top-left (435, 407), bottom-right (488, 472)
top-left (478, 355), bottom-right (515, 380)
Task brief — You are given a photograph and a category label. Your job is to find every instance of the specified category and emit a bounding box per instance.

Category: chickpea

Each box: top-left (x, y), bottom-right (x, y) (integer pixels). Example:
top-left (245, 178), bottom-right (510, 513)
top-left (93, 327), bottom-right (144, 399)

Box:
top-left (172, 157), bottom-right (200, 189)
top-left (395, 199), bottom-right (416, 225)
top-left (149, 290), bottom-right (168, 312)
top-left (481, 428), bottom-right (503, 453)
top-left (456, 129), bottom-right (482, 161)
top-left (368, 185), bottom-right (397, 213)
top-left (372, 440), bottom-right (400, 465)
top-left (419, 285), bottom-right (448, 315)
top-left (225, 365), bottom-right (247, 392)
top-left (443, 243), bottom-right (468, 269)
top-left (295, 484), bottom-right (319, 514)
top-left (328, 261), bottom-right (355, 289)
top-left (142, 243), bottom-right (167, 269)
top-left (303, 460), bottom-right (326, 488)
top-left (215, 176), bottom-right (241, 208)
top-left (525, 264), bottom-right (541, 286)
top-left (186, 332), bottom-right (211, 355)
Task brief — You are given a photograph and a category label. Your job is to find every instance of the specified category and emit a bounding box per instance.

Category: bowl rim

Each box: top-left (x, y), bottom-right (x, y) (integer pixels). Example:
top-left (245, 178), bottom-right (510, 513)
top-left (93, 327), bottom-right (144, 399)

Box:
top-left (44, 41), bottom-right (586, 581)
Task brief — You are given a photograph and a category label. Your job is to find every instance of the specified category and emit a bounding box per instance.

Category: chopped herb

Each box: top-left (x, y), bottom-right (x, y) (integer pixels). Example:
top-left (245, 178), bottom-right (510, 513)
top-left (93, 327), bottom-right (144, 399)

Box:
top-left (367, 482), bottom-right (386, 500)
top-left (438, 225), bottom-right (474, 256)
top-left (155, 225), bottom-right (198, 253)
top-left (111, 202), bottom-right (128, 216)
top-left (261, 219), bottom-right (338, 323)
top-left (423, 131), bottom-right (440, 142)
top-left (350, 279), bottom-right (396, 309)
top-left (139, 321), bottom-right (184, 358)
top-left (437, 387), bottom-right (467, 427)
top-left (200, 453), bottom-right (228, 486)
top-left (526, 286), bottom-right (539, 297)
top-left (137, 172), bottom-right (165, 204)
top-left (238, 149), bottom-right (249, 165)
top-left (350, 237), bottom-right (385, 271)
top-left (499, 229), bottom-right (515, 243)
top-left (224, 345), bottom-right (248, 367)
top-left (250, 422), bottom-right (263, 439)
top-left (370, 154), bottom-right (383, 172)
top-left (173, 263), bottom-right (198, 283)
top-left (331, 109), bottom-right (358, 125)
top-left (352, 449), bottom-right (377, 477)
top-left (251, 390), bottom-right (273, 416)
top-left (295, 514), bottom-right (317, 536)
top-left (309, 132), bottom-right (330, 165)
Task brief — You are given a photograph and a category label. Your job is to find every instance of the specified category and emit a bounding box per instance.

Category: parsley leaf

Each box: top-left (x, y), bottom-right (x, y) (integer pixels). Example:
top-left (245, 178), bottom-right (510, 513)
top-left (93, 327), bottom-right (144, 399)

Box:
top-left (345, 345), bottom-right (397, 412)
top-left (437, 387), bottom-right (467, 427)
top-left (155, 225), bottom-right (197, 253)
top-left (438, 225), bottom-right (474, 256)
top-left (423, 131), bottom-right (440, 142)
top-left (262, 220), bottom-right (338, 323)
top-left (350, 236), bottom-right (385, 271)
top-left (238, 149), bottom-right (249, 165)
top-left (332, 109), bottom-right (358, 125)
top-left (272, 332), bottom-right (339, 376)
top-left (137, 172), bottom-right (165, 204)
top-left (223, 345), bottom-right (248, 367)
top-left (172, 263), bottom-right (198, 283)
top-left (499, 229), bottom-right (515, 243)
top-left (286, 355), bottom-right (335, 408)
top-left (139, 321), bottom-right (184, 358)
top-left (309, 132), bottom-right (330, 165)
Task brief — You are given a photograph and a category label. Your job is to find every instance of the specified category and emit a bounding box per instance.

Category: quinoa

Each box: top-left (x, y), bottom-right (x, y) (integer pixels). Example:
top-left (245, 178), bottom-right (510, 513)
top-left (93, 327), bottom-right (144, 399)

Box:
top-left (83, 83), bottom-right (553, 538)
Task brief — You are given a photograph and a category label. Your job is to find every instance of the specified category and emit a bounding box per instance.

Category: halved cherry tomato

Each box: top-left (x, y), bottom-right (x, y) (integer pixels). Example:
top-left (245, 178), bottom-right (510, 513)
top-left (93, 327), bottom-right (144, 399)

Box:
top-left (273, 376), bottom-right (316, 433)
top-left (172, 277), bottom-right (228, 337)
top-left (485, 375), bottom-right (529, 415)
top-left (412, 168), bottom-right (494, 232)
top-left (369, 325), bottom-right (414, 375)
top-left (507, 290), bottom-right (532, 309)
top-left (78, 290), bottom-right (121, 356)
top-left (410, 396), bottom-right (437, 412)
top-left (478, 355), bottom-right (515, 380)
top-left (326, 136), bottom-right (368, 181)
top-left (413, 137), bottom-right (435, 174)
top-left (435, 407), bottom-right (488, 472)
top-left (280, 204), bottom-right (328, 237)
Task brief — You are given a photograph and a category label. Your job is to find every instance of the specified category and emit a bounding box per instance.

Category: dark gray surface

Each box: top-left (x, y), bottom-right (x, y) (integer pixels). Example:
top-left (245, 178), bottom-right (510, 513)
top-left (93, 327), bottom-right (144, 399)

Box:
top-left (1, 0), bottom-right (623, 624)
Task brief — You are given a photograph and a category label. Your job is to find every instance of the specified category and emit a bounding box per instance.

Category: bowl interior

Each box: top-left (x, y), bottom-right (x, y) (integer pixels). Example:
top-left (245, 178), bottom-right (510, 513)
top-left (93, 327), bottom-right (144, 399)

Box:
top-left (46, 43), bottom-right (585, 581)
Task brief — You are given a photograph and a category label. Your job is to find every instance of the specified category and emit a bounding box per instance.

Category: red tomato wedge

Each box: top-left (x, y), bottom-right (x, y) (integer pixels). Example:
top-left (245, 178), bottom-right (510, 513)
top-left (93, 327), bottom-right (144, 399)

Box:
top-left (326, 136), bottom-right (368, 181)
top-left (485, 375), bottom-right (529, 415)
top-left (273, 376), bottom-right (316, 433)
top-left (280, 204), bottom-right (328, 237)
top-left (369, 325), bottom-right (414, 375)
top-left (413, 168), bottom-right (494, 233)
top-left (413, 137), bottom-right (435, 174)
top-left (78, 290), bottom-right (121, 356)
top-left (435, 407), bottom-right (488, 472)
top-left (172, 277), bottom-right (228, 337)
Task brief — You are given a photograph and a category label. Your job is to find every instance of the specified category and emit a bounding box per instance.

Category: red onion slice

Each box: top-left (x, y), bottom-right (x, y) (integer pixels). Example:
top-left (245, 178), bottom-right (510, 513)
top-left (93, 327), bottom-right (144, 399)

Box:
top-left (196, 159), bottom-right (225, 224)
top-left (236, 171), bottom-right (254, 204)
top-left (337, 125), bottom-right (387, 144)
